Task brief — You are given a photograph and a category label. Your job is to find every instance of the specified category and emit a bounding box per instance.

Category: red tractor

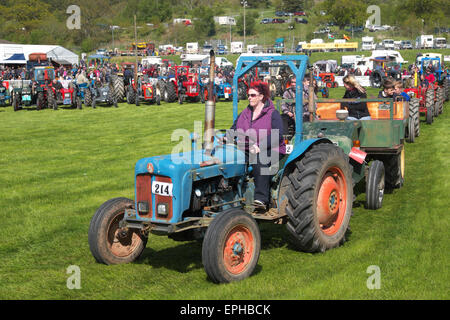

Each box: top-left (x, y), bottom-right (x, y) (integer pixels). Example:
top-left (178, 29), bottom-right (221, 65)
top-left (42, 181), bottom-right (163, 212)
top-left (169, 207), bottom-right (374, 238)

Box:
top-left (318, 73), bottom-right (338, 88)
top-left (51, 82), bottom-right (82, 110)
top-left (126, 75), bottom-right (161, 106)
top-left (170, 66), bottom-right (203, 104)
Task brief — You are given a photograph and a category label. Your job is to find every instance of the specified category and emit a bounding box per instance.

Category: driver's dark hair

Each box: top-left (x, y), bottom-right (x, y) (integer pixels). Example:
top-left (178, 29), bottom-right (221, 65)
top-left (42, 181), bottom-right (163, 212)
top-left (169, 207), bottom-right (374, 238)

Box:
top-left (249, 81), bottom-right (270, 102)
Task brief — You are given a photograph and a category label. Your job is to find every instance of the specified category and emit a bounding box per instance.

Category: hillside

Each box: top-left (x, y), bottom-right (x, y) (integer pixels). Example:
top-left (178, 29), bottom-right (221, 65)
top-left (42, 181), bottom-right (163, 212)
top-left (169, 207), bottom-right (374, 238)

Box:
top-left (0, 0), bottom-right (448, 54)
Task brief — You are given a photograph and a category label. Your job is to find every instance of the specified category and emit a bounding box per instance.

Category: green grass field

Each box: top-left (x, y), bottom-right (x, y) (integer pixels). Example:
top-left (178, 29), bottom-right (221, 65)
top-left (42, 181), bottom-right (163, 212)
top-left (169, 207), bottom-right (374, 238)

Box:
top-left (0, 89), bottom-right (449, 300)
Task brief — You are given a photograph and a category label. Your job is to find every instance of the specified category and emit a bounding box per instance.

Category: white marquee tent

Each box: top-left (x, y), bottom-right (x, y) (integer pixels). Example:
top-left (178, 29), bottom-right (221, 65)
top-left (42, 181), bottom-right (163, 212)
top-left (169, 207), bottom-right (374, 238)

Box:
top-left (0, 44), bottom-right (79, 65)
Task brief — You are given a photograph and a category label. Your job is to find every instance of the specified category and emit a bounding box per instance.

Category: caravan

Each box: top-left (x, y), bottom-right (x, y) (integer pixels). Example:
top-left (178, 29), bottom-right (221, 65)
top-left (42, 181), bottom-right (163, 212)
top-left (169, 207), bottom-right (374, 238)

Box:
top-left (231, 41), bottom-right (244, 54)
top-left (415, 35), bottom-right (434, 49)
top-left (186, 42), bottom-right (199, 54)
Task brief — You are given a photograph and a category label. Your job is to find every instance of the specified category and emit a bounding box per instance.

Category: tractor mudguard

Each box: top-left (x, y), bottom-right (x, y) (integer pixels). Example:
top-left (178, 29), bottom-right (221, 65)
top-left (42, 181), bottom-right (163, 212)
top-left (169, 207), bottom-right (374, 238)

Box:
top-left (283, 138), bottom-right (332, 170)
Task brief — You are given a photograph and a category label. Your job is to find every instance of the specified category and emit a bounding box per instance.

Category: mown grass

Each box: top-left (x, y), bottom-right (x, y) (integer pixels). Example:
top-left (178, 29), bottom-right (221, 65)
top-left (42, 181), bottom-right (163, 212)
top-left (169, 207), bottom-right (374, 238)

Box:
top-left (0, 91), bottom-right (448, 300)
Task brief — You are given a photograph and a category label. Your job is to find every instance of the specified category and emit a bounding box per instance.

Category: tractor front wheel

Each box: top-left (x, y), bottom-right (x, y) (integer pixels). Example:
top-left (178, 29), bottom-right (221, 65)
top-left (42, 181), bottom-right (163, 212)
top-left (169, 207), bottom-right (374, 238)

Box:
top-left (88, 197), bottom-right (147, 265)
top-left (202, 209), bottom-right (261, 283)
top-left (284, 143), bottom-right (353, 252)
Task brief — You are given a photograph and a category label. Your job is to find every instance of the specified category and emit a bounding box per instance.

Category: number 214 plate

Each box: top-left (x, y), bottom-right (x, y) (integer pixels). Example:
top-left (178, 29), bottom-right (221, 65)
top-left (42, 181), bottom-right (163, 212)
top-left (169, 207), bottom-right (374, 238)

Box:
top-left (151, 181), bottom-right (173, 196)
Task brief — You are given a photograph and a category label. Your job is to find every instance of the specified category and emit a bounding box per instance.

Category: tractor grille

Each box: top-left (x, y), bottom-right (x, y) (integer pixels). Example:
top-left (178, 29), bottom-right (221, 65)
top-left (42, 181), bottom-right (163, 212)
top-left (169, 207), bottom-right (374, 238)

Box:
top-left (136, 174), bottom-right (173, 221)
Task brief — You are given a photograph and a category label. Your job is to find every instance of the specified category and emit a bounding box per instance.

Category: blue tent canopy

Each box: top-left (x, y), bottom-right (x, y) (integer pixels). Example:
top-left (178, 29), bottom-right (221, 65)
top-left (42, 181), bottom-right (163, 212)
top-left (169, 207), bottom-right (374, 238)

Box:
top-left (6, 53), bottom-right (26, 61)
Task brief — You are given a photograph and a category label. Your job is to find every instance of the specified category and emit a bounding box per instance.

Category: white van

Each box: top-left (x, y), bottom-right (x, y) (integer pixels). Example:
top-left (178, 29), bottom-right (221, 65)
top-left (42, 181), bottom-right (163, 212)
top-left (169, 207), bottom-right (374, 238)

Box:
top-left (434, 38), bottom-right (447, 49)
top-left (361, 37), bottom-right (375, 50)
top-left (382, 39), bottom-right (395, 50)
top-left (202, 56), bottom-right (234, 68)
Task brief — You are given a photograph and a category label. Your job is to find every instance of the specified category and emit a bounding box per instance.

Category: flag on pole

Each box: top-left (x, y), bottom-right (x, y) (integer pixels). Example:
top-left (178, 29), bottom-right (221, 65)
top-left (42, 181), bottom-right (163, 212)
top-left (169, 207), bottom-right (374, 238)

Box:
top-left (343, 34), bottom-right (350, 40)
top-left (328, 33), bottom-right (335, 40)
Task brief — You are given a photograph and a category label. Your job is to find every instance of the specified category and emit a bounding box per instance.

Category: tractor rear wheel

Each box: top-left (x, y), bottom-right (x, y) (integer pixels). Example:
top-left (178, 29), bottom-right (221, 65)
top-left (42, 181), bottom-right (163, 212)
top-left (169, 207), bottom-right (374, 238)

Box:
top-left (111, 75), bottom-right (125, 102)
top-left (444, 78), bottom-right (449, 101)
top-left (84, 90), bottom-right (92, 107)
top-left (202, 208), bottom-right (261, 283)
top-left (425, 88), bottom-right (434, 124)
top-left (13, 94), bottom-right (20, 111)
top-left (76, 96), bottom-right (82, 109)
top-left (48, 90), bottom-right (57, 110)
top-left (284, 143), bottom-right (353, 253)
top-left (436, 86), bottom-right (444, 115)
top-left (409, 98), bottom-right (420, 137)
top-left (164, 81), bottom-right (177, 103)
top-left (88, 197), bottom-right (147, 265)
top-left (36, 92), bottom-right (45, 111)
top-left (366, 160), bottom-right (385, 210)
top-left (406, 117), bottom-right (415, 143)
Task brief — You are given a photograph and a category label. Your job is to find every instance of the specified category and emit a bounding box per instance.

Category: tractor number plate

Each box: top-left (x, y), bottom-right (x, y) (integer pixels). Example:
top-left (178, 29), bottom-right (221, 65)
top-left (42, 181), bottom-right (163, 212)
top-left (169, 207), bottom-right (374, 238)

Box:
top-left (225, 93), bottom-right (229, 99)
top-left (152, 181), bottom-right (173, 197)
top-left (22, 95), bottom-right (31, 101)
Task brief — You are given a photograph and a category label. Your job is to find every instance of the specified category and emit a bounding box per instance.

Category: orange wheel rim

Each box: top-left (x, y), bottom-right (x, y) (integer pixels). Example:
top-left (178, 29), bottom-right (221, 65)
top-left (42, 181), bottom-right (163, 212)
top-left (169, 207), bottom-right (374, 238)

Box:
top-left (223, 225), bottom-right (254, 275)
top-left (107, 212), bottom-right (142, 258)
top-left (316, 166), bottom-right (348, 236)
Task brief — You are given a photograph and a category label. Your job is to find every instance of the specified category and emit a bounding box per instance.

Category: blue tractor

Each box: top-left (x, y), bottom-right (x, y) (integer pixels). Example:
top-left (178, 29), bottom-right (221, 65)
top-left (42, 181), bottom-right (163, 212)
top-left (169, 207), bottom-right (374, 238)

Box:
top-left (89, 53), bottom-right (365, 283)
top-left (0, 81), bottom-right (11, 106)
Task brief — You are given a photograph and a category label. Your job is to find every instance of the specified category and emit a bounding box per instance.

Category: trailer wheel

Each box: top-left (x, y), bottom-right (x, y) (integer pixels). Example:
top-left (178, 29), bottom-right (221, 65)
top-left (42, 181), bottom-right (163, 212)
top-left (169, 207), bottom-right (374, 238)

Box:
top-left (88, 197), bottom-right (147, 265)
top-left (202, 209), bottom-right (260, 283)
top-left (366, 160), bottom-right (385, 210)
top-left (385, 147), bottom-right (405, 189)
top-left (284, 143), bottom-right (353, 253)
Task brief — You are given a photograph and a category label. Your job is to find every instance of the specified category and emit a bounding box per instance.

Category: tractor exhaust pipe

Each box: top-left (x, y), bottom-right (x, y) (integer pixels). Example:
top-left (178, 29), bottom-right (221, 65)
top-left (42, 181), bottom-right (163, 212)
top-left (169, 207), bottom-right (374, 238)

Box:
top-left (204, 50), bottom-right (216, 156)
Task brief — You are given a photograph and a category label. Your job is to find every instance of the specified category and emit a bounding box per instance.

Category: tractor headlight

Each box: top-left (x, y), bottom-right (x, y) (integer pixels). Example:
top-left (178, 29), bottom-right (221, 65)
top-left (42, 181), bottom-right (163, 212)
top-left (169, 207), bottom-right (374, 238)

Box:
top-left (157, 203), bottom-right (169, 216)
top-left (138, 201), bottom-right (149, 213)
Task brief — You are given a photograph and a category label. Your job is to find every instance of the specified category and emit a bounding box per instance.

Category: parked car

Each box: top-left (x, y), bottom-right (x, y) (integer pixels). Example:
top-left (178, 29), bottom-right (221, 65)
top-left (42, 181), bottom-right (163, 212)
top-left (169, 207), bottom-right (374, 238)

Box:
top-left (275, 11), bottom-right (285, 16)
top-left (400, 40), bottom-right (413, 50)
top-left (295, 18), bottom-right (308, 24)
top-left (294, 11), bottom-right (306, 16)
top-left (272, 18), bottom-right (285, 24)
top-left (261, 18), bottom-right (273, 24)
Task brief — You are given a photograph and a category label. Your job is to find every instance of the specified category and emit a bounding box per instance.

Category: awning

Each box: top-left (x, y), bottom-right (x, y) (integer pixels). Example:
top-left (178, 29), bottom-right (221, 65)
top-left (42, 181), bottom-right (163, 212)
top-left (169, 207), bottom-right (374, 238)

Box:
top-left (1, 53), bottom-right (26, 64)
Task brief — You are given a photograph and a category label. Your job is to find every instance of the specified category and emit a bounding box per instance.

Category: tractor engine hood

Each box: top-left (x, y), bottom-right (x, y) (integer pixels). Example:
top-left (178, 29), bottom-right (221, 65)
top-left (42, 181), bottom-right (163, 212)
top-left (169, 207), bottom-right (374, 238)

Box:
top-left (133, 144), bottom-right (247, 224)
top-left (135, 144), bottom-right (247, 178)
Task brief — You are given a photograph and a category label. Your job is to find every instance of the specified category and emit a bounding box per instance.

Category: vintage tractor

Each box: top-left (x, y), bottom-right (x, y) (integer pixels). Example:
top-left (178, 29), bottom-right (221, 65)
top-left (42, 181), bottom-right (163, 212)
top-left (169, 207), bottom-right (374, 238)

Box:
top-left (126, 75), bottom-right (161, 106)
top-left (52, 83), bottom-right (82, 110)
top-left (88, 53), bottom-right (411, 284)
top-left (84, 78), bottom-right (118, 108)
top-left (404, 57), bottom-right (446, 125)
top-left (318, 73), bottom-right (338, 88)
top-left (170, 66), bottom-right (203, 104)
top-left (0, 81), bottom-right (11, 106)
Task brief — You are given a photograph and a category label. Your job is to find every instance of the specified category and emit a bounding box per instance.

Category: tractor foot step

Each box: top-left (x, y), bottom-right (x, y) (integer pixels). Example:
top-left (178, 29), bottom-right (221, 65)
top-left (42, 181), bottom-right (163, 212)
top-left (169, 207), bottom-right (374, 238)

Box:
top-left (251, 208), bottom-right (287, 223)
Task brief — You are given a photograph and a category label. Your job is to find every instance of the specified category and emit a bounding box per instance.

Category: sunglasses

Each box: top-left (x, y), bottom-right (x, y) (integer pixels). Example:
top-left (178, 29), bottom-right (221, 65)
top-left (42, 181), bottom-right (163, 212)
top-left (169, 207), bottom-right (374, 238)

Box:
top-left (248, 93), bottom-right (260, 98)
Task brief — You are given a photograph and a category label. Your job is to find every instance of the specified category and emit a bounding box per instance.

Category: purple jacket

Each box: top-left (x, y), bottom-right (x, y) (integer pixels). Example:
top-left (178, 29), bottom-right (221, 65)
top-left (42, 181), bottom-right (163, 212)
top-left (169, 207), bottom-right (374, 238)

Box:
top-left (231, 99), bottom-right (286, 155)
